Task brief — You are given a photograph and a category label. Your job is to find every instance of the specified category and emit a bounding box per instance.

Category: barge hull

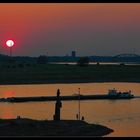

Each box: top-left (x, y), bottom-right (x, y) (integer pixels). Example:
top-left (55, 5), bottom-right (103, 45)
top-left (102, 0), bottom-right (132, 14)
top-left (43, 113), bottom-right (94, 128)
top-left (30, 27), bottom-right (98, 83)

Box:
top-left (0, 94), bottom-right (134, 103)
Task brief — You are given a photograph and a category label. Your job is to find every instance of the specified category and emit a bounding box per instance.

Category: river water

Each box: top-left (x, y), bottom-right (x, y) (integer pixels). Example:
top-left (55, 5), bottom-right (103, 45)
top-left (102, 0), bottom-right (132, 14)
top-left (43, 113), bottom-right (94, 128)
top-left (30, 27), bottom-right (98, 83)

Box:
top-left (0, 82), bottom-right (139, 137)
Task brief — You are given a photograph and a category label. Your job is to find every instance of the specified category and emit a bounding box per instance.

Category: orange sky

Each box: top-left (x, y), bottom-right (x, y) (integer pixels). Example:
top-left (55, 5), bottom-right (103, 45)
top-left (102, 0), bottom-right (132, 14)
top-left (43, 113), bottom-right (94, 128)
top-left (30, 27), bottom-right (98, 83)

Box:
top-left (0, 3), bottom-right (140, 56)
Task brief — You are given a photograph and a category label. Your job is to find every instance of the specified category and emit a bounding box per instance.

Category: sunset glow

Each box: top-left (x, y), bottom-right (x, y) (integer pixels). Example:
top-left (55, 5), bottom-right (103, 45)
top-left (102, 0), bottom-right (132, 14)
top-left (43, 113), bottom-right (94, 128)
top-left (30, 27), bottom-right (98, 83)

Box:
top-left (0, 3), bottom-right (140, 56)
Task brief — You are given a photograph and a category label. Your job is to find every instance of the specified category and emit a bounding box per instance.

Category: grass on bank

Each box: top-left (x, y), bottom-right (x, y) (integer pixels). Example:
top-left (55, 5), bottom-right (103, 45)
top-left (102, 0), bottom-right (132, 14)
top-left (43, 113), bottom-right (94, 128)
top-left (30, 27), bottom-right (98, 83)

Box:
top-left (0, 62), bottom-right (140, 84)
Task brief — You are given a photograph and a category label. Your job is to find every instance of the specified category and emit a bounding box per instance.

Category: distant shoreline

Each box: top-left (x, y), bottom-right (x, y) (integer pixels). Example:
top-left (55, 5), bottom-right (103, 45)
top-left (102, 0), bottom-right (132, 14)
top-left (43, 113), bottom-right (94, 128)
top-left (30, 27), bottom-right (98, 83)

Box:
top-left (0, 79), bottom-right (140, 86)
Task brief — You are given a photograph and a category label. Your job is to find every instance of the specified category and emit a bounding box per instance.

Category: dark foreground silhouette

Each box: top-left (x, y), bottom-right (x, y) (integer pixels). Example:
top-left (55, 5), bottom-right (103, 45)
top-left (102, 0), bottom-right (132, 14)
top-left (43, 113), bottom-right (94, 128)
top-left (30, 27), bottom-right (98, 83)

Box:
top-left (0, 118), bottom-right (113, 136)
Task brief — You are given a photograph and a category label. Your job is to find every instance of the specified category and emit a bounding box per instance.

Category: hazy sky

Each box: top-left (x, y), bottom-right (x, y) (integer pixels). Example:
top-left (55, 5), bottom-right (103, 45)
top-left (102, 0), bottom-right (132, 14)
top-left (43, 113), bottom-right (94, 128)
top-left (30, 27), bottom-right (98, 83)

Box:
top-left (0, 3), bottom-right (140, 56)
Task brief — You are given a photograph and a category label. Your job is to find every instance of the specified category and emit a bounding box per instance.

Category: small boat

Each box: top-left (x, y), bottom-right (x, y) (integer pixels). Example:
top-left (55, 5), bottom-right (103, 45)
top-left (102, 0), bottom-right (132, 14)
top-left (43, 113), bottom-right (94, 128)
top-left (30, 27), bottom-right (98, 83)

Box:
top-left (108, 88), bottom-right (134, 99)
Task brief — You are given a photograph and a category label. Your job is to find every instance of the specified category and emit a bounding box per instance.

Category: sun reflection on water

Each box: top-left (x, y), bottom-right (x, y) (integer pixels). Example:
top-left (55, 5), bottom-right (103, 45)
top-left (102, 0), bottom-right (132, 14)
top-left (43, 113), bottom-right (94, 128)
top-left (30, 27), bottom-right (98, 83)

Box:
top-left (2, 91), bottom-right (15, 98)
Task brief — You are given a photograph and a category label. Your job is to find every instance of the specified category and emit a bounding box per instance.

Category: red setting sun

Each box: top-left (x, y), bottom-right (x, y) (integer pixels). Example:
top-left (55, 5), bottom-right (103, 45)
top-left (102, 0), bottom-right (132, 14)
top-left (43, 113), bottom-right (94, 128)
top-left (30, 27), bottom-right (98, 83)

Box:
top-left (6, 40), bottom-right (14, 48)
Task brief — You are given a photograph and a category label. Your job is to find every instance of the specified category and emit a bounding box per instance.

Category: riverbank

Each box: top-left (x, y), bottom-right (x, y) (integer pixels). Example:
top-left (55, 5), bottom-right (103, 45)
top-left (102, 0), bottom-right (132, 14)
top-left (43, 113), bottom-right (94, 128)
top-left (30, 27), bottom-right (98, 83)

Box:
top-left (0, 118), bottom-right (113, 136)
top-left (0, 64), bottom-right (140, 85)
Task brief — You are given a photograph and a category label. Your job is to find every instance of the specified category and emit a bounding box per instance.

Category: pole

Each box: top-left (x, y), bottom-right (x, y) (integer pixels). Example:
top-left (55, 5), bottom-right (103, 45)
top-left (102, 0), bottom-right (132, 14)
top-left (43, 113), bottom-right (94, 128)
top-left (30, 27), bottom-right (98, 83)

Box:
top-left (10, 47), bottom-right (12, 57)
top-left (78, 88), bottom-right (80, 120)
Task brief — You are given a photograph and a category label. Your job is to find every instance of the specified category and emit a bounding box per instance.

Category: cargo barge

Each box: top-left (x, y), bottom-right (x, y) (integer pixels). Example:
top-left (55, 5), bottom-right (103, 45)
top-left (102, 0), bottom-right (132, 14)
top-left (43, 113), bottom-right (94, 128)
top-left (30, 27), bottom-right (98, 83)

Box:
top-left (0, 88), bottom-right (134, 103)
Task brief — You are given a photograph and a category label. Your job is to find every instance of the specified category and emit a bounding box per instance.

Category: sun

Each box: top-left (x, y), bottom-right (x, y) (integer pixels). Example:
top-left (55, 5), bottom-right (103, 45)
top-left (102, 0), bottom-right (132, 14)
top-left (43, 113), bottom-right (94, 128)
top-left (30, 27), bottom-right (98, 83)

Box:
top-left (6, 40), bottom-right (14, 47)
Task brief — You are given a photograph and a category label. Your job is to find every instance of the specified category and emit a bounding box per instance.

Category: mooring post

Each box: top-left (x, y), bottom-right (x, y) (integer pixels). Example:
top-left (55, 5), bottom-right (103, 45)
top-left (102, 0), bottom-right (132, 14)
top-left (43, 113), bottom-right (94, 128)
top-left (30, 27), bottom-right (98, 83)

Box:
top-left (53, 89), bottom-right (62, 121)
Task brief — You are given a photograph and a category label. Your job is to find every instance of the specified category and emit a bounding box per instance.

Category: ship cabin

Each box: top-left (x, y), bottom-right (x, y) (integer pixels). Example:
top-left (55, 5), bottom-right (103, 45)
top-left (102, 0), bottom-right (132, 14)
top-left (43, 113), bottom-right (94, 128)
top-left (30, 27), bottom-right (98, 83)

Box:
top-left (108, 88), bottom-right (133, 97)
top-left (108, 88), bottom-right (118, 96)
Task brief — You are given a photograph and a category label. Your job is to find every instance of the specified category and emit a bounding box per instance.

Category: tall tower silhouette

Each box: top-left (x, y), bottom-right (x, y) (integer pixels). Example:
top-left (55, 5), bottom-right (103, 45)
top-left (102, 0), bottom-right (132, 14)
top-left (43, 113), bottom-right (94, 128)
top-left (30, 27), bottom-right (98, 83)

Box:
top-left (53, 89), bottom-right (62, 121)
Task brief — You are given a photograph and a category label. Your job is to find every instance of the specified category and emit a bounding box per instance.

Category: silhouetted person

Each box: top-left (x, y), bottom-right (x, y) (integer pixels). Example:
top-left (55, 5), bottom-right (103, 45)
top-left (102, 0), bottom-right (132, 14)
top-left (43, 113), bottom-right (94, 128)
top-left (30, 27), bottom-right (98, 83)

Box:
top-left (53, 89), bottom-right (62, 121)
top-left (17, 116), bottom-right (21, 119)
top-left (81, 116), bottom-right (84, 121)
top-left (76, 114), bottom-right (78, 120)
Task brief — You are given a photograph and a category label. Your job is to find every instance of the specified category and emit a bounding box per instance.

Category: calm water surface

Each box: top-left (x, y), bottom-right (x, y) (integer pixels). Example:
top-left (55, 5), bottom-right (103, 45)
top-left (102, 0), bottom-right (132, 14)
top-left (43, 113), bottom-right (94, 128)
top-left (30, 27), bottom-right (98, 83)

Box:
top-left (0, 82), bottom-right (139, 137)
